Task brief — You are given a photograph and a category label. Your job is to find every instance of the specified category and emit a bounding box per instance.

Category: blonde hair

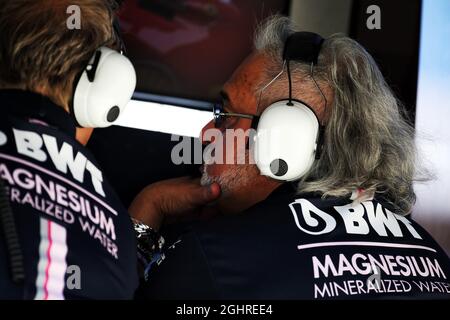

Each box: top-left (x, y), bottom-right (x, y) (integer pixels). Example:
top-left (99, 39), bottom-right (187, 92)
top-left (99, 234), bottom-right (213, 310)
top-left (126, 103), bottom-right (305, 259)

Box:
top-left (0, 0), bottom-right (119, 109)
top-left (254, 15), bottom-right (429, 214)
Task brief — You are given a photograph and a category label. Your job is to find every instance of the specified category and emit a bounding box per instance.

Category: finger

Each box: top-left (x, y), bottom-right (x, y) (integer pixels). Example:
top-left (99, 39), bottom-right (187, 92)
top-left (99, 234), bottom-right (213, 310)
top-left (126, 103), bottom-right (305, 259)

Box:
top-left (207, 182), bottom-right (221, 200)
top-left (186, 182), bottom-right (221, 208)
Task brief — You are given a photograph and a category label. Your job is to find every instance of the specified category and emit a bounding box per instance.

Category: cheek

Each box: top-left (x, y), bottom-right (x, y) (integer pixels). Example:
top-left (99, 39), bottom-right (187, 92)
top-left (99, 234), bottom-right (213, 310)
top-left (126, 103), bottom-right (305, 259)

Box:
top-left (223, 126), bottom-right (252, 161)
top-left (206, 152), bottom-right (255, 178)
top-left (224, 135), bottom-right (238, 162)
top-left (204, 128), bottom-right (254, 176)
top-left (205, 163), bottom-right (230, 178)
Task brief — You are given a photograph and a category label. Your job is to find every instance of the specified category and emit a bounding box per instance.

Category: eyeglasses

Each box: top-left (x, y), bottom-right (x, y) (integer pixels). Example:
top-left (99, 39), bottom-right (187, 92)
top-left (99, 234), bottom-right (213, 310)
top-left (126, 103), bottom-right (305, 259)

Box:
top-left (213, 104), bottom-right (259, 129)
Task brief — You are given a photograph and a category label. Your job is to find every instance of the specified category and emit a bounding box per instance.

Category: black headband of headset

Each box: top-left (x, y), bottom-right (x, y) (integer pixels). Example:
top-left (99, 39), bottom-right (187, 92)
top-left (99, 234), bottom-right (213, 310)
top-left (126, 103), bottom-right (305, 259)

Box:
top-left (283, 32), bottom-right (324, 65)
top-left (282, 31), bottom-right (324, 107)
top-left (112, 17), bottom-right (127, 54)
top-left (282, 31), bottom-right (326, 160)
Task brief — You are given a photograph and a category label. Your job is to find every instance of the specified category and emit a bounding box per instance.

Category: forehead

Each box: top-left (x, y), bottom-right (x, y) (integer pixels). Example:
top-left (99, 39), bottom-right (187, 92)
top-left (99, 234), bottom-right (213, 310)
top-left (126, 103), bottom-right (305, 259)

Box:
top-left (222, 52), bottom-right (269, 112)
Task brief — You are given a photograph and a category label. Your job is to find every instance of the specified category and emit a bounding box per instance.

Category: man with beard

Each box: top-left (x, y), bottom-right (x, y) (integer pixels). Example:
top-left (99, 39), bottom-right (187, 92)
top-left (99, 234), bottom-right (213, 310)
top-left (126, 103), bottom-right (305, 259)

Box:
top-left (135, 15), bottom-right (450, 300)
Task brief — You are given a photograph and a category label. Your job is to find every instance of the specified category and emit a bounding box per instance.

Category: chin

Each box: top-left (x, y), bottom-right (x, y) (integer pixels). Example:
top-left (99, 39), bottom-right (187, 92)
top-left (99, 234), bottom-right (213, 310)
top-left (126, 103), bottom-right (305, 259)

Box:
top-left (200, 167), bottom-right (234, 197)
top-left (202, 161), bottom-right (258, 199)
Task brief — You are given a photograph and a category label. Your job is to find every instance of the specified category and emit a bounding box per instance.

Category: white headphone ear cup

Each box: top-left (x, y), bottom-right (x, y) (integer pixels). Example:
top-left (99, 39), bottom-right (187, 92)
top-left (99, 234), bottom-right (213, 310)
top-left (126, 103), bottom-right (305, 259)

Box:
top-left (73, 47), bottom-right (136, 128)
top-left (253, 100), bottom-right (320, 181)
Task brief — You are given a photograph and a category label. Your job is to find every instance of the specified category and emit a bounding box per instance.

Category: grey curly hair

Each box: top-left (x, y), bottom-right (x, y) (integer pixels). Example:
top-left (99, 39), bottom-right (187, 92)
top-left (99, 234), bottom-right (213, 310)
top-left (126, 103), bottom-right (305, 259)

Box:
top-left (254, 15), bottom-right (429, 214)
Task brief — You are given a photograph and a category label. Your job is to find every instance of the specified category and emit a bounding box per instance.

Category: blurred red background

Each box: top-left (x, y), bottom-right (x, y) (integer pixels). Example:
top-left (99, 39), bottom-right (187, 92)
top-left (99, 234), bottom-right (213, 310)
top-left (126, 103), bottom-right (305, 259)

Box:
top-left (118, 0), bottom-right (289, 101)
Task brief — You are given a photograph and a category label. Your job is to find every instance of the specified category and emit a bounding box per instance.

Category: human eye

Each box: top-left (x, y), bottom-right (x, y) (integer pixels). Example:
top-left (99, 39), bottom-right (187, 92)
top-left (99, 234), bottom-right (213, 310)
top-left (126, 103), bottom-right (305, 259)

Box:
top-left (221, 115), bottom-right (238, 129)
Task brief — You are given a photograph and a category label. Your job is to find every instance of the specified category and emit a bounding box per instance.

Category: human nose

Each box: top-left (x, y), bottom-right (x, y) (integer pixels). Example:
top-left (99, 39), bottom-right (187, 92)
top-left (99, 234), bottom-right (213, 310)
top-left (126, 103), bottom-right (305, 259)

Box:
top-left (200, 120), bottom-right (215, 144)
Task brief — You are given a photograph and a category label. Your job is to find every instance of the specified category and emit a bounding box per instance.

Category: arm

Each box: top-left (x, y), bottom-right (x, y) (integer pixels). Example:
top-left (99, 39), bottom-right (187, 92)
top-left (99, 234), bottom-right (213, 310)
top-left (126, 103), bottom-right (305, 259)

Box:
top-left (128, 177), bottom-right (221, 230)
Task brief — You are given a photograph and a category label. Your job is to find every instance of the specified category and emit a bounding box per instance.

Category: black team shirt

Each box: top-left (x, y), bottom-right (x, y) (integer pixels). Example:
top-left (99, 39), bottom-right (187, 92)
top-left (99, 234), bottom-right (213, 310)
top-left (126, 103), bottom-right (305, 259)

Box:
top-left (139, 185), bottom-right (450, 299)
top-left (0, 90), bottom-right (138, 299)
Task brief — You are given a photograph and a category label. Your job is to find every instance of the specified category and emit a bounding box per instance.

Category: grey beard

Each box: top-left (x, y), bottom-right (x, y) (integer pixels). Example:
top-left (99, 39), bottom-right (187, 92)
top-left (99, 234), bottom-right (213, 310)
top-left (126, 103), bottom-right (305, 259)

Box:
top-left (200, 164), bottom-right (252, 198)
top-left (201, 147), bottom-right (252, 195)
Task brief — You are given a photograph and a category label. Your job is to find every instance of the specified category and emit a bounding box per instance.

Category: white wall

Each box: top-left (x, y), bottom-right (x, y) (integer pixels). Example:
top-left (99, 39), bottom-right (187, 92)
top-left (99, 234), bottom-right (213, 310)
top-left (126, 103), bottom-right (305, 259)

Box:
top-left (116, 100), bottom-right (212, 138)
top-left (413, 0), bottom-right (450, 256)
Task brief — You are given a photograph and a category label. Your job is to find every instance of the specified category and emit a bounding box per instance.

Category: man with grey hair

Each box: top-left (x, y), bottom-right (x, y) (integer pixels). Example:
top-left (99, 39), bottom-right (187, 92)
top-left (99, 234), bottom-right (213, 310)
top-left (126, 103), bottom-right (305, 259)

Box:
top-left (137, 15), bottom-right (450, 300)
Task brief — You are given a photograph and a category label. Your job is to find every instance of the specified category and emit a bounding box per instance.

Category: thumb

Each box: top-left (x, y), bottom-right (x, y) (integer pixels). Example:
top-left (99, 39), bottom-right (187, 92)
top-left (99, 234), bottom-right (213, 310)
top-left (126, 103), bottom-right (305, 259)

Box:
top-left (187, 182), bottom-right (221, 208)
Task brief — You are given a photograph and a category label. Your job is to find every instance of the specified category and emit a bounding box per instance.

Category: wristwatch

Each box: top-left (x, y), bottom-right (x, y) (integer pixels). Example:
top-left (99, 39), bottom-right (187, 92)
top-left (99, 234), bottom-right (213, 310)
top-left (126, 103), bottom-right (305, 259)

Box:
top-left (132, 218), bottom-right (165, 281)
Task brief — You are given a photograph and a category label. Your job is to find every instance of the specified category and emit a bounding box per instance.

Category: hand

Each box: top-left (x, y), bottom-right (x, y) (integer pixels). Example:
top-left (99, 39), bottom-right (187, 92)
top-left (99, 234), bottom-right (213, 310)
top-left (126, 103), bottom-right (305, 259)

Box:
top-left (128, 177), bottom-right (221, 230)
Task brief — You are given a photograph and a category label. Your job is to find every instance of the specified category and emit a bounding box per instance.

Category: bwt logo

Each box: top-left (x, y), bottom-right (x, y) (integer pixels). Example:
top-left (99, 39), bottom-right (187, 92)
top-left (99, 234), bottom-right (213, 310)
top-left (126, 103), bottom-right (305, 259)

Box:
top-left (66, 265), bottom-right (81, 290)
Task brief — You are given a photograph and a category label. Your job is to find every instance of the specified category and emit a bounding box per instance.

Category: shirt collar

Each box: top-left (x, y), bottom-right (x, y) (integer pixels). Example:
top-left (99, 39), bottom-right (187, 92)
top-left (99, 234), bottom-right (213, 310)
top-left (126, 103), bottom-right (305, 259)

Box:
top-left (0, 89), bottom-right (76, 137)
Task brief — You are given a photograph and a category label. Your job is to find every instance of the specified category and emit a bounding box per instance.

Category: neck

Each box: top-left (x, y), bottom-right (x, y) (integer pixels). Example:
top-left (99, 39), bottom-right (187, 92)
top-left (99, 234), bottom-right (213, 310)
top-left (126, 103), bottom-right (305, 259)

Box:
top-left (0, 85), bottom-right (92, 146)
top-left (76, 127), bottom-right (94, 146)
top-left (0, 84), bottom-right (70, 112)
